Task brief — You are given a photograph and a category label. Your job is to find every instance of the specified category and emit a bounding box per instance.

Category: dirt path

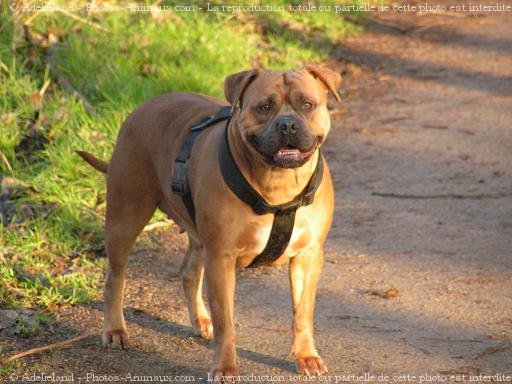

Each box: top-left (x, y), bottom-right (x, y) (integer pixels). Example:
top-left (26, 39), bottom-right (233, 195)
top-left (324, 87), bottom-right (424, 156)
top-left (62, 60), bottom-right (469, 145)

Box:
top-left (2, 5), bottom-right (511, 384)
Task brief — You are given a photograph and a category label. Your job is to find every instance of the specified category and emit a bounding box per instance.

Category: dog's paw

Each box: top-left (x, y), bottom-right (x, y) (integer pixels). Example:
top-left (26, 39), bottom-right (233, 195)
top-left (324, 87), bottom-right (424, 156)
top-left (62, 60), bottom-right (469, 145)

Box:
top-left (102, 329), bottom-right (128, 349)
top-left (195, 317), bottom-right (213, 340)
top-left (209, 367), bottom-right (239, 383)
top-left (295, 355), bottom-right (328, 376)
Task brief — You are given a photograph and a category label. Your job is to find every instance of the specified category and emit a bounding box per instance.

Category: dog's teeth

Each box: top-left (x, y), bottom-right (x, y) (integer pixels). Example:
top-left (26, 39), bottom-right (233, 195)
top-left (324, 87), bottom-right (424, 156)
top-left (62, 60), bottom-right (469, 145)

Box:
top-left (278, 149), bottom-right (299, 156)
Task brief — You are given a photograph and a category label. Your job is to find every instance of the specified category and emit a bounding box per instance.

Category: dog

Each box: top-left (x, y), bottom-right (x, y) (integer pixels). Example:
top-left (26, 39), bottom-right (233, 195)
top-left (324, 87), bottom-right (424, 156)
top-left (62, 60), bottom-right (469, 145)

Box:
top-left (78, 65), bottom-right (340, 380)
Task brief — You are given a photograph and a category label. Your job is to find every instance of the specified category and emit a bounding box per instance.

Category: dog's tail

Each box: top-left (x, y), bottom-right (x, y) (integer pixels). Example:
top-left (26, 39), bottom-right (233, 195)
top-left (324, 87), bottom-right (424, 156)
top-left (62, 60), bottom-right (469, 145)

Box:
top-left (77, 151), bottom-right (108, 173)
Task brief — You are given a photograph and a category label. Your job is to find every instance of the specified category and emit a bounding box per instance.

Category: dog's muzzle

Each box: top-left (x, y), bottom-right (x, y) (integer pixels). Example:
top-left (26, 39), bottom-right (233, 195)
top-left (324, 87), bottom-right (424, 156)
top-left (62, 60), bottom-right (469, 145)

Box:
top-left (249, 115), bottom-right (317, 169)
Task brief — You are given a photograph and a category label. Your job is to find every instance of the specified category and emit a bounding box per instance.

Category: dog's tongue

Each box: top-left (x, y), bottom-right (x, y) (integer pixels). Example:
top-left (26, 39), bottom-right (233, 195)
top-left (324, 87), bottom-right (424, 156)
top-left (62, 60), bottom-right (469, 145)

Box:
top-left (274, 147), bottom-right (310, 162)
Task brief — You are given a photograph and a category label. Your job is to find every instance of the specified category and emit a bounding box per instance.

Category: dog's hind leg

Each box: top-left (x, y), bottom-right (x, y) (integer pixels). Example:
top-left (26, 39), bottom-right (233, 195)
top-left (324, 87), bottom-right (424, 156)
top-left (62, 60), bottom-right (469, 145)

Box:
top-left (102, 170), bottom-right (157, 349)
top-left (180, 237), bottom-right (213, 340)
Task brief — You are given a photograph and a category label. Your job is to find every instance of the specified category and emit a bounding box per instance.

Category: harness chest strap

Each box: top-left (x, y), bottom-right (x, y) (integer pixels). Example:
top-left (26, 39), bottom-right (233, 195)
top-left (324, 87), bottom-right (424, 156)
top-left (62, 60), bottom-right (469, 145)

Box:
top-left (171, 106), bottom-right (324, 268)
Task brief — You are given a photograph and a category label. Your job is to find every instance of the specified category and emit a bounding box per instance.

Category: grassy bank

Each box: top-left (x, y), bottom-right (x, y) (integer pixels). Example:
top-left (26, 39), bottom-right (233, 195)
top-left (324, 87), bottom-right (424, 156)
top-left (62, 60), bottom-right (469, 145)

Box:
top-left (0, 0), bottom-right (363, 327)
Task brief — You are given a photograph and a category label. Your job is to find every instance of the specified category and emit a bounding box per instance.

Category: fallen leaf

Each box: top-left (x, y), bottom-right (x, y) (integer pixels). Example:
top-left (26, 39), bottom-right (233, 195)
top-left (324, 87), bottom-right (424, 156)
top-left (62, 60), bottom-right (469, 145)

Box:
top-left (367, 287), bottom-right (400, 299)
top-left (29, 93), bottom-right (42, 106)
top-left (489, 333), bottom-right (507, 340)
top-left (140, 63), bottom-right (157, 76)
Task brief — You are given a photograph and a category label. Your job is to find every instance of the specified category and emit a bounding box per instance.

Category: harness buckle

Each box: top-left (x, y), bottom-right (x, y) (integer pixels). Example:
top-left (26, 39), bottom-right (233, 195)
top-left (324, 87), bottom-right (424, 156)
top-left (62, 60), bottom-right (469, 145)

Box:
top-left (252, 199), bottom-right (300, 216)
top-left (171, 159), bottom-right (189, 196)
top-left (275, 199), bottom-right (301, 214)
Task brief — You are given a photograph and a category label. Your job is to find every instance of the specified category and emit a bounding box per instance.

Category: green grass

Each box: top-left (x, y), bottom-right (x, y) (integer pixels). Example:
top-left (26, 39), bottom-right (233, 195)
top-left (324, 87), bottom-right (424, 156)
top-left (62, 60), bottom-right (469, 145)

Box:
top-left (0, 1), bottom-right (363, 316)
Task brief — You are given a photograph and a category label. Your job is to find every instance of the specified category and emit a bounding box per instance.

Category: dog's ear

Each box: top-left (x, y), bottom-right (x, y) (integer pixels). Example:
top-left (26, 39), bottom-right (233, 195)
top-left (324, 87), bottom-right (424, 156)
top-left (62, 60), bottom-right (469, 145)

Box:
top-left (224, 69), bottom-right (260, 111)
top-left (305, 65), bottom-right (342, 103)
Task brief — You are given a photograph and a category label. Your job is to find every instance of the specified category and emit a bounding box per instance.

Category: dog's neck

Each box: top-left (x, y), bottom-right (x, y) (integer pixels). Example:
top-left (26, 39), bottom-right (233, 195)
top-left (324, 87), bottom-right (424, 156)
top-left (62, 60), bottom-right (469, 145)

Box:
top-left (227, 117), bottom-right (320, 206)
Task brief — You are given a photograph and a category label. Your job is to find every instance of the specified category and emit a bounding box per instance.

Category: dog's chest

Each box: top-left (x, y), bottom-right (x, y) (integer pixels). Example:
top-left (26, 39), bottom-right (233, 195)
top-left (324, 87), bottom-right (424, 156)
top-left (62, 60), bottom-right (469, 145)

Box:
top-left (234, 217), bottom-right (311, 267)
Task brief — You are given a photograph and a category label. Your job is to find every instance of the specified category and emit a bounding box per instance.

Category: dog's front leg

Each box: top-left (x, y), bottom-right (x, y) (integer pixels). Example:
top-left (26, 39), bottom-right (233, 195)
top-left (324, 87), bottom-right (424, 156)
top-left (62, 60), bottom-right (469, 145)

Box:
top-left (289, 247), bottom-right (327, 375)
top-left (205, 252), bottom-right (238, 381)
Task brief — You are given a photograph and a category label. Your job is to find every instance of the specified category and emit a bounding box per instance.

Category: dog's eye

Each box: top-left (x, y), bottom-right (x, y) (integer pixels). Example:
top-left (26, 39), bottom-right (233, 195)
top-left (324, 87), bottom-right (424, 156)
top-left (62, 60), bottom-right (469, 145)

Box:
top-left (258, 103), bottom-right (273, 113)
top-left (303, 101), bottom-right (314, 111)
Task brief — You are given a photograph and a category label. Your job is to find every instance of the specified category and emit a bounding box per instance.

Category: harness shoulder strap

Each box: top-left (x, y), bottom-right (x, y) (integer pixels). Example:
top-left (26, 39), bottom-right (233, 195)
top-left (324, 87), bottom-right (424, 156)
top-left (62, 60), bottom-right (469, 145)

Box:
top-left (171, 106), bottom-right (232, 223)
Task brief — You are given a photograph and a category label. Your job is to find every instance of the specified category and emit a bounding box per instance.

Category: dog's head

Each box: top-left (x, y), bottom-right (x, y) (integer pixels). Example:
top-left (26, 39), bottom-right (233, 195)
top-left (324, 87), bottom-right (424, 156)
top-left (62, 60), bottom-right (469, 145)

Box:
top-left (224, 66), bottom-right (341, 169)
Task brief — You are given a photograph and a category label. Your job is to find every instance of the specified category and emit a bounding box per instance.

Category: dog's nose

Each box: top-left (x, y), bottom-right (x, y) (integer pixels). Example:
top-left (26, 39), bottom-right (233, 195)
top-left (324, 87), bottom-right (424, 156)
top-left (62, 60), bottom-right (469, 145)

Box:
top-left (276, 117), bottom-right (298, 136)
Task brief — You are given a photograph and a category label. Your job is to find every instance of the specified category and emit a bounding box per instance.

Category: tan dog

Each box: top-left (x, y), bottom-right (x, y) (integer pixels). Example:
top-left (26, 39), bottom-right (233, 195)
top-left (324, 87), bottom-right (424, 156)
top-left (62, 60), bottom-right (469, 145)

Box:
top-left (79, 66), bottom-right (340, 380)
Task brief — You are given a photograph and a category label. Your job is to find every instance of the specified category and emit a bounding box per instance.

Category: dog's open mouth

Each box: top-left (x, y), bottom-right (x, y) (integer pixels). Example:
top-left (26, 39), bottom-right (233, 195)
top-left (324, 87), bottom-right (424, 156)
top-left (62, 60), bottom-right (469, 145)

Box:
top-left (247, 134), bottom-right (318, 169)
top-left (271, 145), bottom-right (315, 168)
top-left (274, 146), bottom-right (313, 163)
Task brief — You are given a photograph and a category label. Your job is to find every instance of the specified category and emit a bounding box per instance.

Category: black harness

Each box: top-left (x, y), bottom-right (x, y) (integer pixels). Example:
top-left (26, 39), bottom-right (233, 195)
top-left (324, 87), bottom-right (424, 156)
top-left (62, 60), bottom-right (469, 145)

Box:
top-left (171, 107), bottom-right (234, 224)
top-left (171, 106), bottom-right (324, 268)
